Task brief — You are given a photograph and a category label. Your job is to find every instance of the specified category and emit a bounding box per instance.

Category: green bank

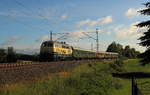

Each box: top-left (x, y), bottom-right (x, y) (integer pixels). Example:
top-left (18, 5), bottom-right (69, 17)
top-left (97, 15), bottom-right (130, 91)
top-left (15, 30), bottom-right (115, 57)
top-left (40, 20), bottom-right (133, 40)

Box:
top-left (0, 59), bottom-right (150, 95)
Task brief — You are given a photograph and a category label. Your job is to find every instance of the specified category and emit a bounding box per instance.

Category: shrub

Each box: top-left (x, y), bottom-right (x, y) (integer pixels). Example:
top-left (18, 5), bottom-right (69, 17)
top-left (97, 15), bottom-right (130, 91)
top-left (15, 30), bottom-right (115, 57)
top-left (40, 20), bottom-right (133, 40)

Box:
top-left (114, 59), bottom-right (124, 67)
top-left (109, 59), bottom-right (126, 73)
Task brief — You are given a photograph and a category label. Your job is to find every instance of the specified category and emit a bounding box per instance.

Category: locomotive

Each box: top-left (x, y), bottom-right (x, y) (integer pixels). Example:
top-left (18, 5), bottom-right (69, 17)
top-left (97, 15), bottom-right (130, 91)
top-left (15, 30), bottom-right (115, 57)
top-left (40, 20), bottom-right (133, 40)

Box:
top-left (40, 41), bottom-right (118, 61)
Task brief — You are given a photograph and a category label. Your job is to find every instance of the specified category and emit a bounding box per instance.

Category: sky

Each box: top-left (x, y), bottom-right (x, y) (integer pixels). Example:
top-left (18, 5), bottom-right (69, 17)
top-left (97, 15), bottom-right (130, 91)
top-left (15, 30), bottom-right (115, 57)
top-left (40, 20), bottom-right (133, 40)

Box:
top-left (0, 0), bottom-right (149, 53)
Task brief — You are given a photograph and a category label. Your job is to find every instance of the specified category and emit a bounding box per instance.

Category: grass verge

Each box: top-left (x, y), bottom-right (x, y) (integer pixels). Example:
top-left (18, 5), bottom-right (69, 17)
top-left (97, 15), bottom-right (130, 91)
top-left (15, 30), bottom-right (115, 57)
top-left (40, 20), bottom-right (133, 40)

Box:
top-left (0, 59), bottom-right (150, 95)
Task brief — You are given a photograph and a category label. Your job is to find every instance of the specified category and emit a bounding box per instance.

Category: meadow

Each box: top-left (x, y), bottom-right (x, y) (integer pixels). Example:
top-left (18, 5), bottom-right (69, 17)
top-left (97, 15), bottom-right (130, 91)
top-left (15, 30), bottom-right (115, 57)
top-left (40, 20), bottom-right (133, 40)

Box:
top-left (0, 59), bottom-right (150, 95)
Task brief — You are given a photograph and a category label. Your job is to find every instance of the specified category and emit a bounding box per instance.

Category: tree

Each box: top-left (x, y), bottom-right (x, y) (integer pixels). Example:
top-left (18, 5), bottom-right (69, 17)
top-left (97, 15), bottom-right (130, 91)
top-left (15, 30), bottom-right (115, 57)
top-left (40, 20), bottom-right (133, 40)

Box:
top-left (137, 2), bottom-right (150, 65)
top-left (124, 46), bottom-right (132, 58)
top-left (0, 49), bottom-right (7, 63)
top-left (107, 42), bottom-right (140, 58)
top-left (6, 47), bottom-right (17, 63)
top-left (106, 42), bottom-right (124, 58)
top-left (106, 42), bottom-right (123, 53)
top-left (0, 49), bottom-right (6, 56)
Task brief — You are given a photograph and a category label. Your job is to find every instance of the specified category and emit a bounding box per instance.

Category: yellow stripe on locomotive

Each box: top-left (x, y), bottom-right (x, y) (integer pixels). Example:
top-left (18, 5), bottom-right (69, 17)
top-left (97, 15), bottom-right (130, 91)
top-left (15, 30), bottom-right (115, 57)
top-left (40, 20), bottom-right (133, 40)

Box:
top-left (53, 47), bottom-right (72, 55)
top-left (40, 41), bottom-right (72, 55)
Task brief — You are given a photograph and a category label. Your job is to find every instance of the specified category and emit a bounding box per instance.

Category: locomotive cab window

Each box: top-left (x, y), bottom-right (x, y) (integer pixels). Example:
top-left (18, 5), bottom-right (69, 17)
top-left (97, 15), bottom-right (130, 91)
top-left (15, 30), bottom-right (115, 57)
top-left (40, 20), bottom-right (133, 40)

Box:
top-left (42, 42), bottom-right (53, 47)
top-left (47, 43), bottom-right (53, 47)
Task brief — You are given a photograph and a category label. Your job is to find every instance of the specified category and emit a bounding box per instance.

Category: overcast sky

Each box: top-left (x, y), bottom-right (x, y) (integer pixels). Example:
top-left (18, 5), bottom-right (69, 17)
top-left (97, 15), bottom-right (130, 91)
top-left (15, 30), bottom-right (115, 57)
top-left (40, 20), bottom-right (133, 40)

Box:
top-left (0, 0), bottom-right (149, 52)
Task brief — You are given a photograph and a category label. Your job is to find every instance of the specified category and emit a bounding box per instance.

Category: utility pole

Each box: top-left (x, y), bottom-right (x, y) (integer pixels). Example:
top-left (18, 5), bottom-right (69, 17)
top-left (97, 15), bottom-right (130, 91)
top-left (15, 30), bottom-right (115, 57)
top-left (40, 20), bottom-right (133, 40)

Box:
top-left (50, 31), bottom-right (52, 41)
top-left (91, 43), bottom-right (93, 51)
top-left (81, 28), bottom-right (99, 52)
top-left (96, 28), bottom-right (99, 53)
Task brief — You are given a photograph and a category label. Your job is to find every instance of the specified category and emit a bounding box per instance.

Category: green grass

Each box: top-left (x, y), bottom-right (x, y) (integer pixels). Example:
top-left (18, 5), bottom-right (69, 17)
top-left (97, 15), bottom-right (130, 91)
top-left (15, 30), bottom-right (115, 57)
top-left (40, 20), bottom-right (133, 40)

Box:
top-left (0, 59), bottom-right (150, 95)
top-left (110, 79), bottom-right (131, 95)
top-left (111, 59), bottom-right (150, 95)
top-left (124, 59), bottom-right (150, 72)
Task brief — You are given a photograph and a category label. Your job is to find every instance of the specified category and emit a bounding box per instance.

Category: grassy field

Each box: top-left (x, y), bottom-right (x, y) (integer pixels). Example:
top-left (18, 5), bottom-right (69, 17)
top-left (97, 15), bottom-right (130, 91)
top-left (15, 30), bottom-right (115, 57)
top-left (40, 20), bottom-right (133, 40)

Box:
top-left (111, 59), bottom-right (150, 95)
top-left (0, 59), bottom-right (150, 95)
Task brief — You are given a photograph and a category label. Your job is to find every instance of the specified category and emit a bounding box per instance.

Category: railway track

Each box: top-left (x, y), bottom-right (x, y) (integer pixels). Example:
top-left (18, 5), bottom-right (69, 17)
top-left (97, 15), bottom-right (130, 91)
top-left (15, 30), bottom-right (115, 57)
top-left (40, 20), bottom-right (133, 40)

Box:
top-left (0, 61), bottom-right (68, 70)
top-left (0, 60), bottom-right (96, 71)
top-left (0, 60), bottom-right (96, 86)
top-left (0, 62), bottom-right (50, 70)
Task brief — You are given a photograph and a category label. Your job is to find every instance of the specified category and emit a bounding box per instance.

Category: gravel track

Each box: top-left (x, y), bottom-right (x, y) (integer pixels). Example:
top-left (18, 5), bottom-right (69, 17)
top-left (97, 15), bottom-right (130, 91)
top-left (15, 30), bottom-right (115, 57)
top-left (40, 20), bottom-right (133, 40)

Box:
top-left (0, 60), bottom-right (92, 86)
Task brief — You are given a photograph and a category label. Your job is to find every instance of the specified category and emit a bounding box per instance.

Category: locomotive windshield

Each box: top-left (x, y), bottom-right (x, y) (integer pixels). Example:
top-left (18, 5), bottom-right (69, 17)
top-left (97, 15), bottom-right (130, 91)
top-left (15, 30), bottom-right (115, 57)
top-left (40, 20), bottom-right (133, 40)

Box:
top-left (42, 41), bottom-right (53, 47)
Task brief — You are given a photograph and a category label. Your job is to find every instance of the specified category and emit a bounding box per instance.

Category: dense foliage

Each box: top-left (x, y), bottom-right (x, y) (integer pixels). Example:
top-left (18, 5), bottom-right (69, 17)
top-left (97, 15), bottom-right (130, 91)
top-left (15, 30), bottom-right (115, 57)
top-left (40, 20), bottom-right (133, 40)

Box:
top-left (0, 47), bottom-right (17, 63)
top-left (106, 42), bottom-right (140, 58)
top-left (137, 2), bottom-right (150, 65)
top-left (0, 49), bottom-right (7, 63)
top-left (17, 54), bottom-right (39, 61)
top-left (6, 47), bottom-right (17, 63)
top-left (0, 47), bottom-right (39, 63)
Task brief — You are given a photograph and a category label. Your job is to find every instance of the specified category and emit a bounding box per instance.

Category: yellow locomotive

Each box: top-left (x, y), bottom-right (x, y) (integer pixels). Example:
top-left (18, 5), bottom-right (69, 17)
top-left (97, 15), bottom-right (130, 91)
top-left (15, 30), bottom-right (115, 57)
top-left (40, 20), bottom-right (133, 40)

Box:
top-left (40, 41), bottom-right (73, 61)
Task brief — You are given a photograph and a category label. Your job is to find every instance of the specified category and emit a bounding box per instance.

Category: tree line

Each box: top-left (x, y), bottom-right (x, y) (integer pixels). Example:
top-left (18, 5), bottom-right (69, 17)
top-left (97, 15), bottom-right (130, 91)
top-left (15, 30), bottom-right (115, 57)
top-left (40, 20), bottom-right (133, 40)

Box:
top-left (137, 1), bottom-right (150, 65)
top-left (0, 47), bottom-right (39, 63)
top-left (106, 1), bottom-right (150, 65)
top-left (106, 42), bottom-right (140, 59)
top-left (0, 47), bottom-right (17, 63)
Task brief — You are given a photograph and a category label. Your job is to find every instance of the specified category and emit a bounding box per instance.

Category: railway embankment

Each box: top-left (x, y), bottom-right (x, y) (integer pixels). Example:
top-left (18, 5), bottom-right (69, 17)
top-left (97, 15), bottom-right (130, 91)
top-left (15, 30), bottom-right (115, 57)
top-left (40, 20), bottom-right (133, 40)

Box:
top-left (0, 59), bottom-right (149, 95)
top-left (0, 60), bottom-right (104, 86)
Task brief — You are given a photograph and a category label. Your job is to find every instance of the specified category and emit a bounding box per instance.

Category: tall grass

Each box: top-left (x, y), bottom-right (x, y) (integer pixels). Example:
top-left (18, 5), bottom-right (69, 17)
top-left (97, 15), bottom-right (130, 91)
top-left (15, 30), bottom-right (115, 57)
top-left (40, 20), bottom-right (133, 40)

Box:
top-left (0, 59), bottom-right (149, 95)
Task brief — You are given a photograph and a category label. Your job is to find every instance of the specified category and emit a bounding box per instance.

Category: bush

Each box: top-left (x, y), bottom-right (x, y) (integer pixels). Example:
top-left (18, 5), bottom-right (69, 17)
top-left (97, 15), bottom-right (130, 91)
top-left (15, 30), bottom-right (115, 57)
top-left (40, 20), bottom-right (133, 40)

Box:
top-left (0, 56), bottom-right (7, 63)
top-left (114, 59), bottom-right (124, 67)
top-left (109, 59), bottom-right (126, 73)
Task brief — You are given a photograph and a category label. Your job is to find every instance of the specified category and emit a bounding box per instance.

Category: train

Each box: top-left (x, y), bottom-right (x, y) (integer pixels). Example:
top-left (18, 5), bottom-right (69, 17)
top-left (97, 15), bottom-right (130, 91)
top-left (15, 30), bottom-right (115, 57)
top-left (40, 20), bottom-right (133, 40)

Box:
top-left (40, 41), bottom-right (118, 61)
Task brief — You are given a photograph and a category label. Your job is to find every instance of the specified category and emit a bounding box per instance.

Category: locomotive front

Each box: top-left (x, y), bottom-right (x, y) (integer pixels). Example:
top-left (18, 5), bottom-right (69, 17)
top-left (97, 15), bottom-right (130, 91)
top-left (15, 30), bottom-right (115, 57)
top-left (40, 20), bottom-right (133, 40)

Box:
top-left (40, 41), bottom-right (54, 61)
top-left (40, 41), bottom-right (73, 61)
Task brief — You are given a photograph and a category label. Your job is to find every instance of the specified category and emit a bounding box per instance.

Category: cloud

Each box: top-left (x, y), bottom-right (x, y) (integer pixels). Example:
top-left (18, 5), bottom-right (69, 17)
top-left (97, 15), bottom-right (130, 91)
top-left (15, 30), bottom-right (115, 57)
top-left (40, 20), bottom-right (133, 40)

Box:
top-left (77, 16), bottom-right (113, 27)
top-left (115, 22), bottom-right (147, 38)
top-left (122, 42), bottom-right (146, 52)
top-left (99, 16), bottom-right (113, 24)
top-left (125, 8), bottom-right (139, 18)
top-left (65, 29), bottom-right (98, 40)
top-left (1, 36), bottom-right (23, 46)
top-left (60, 14), bottom-right (68, 20)
top-left (36, 35), bottom-right (49, 42)
top-left (0, 8), bottom-right (57, 23)
top-left (36, 35), bottom-right (62, 42)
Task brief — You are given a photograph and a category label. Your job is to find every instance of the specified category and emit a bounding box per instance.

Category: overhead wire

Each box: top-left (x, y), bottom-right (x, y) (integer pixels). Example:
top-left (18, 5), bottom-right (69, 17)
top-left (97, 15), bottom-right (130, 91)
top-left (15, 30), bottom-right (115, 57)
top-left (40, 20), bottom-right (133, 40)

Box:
top-left (0, 0), bottom-right (46, 32)
top-left (13, 0), bottom-right (71, 33)
top-left (12, 0), bottom-right (95, 45)
top-left (13, 0), bottom-right (49, 25)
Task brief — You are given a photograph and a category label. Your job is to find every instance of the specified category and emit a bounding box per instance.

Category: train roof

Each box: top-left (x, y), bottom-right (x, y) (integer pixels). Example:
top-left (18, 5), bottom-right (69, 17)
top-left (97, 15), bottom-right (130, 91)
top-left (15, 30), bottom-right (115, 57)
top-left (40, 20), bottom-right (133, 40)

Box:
top-left (42, 41), bottom-right (69, 45)
top-left (74, 48), bottom-right (118, 54)
top-left (96, 51), bottom-right (118, 54)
